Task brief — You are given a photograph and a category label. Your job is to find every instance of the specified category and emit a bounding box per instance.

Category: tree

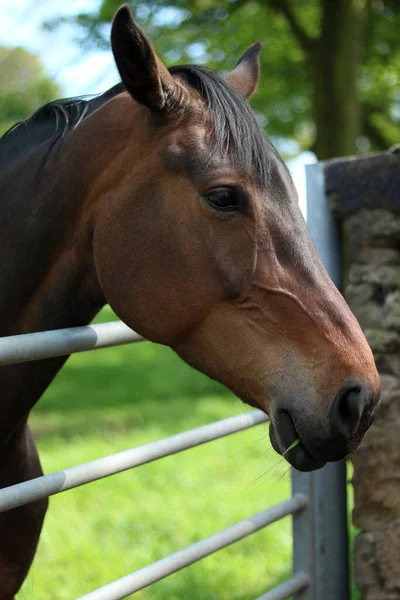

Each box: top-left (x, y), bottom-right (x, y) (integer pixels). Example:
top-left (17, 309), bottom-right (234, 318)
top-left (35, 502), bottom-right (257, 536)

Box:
top-left (0, 46), bottom-right (61, 136)
top-left (45, 0), bottom-right (400, 159)
top-left (268, 0), bottom-right (400, 158)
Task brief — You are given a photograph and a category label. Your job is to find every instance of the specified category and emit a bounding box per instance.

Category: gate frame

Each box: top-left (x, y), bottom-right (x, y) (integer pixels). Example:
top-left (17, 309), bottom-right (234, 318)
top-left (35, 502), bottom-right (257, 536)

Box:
top-left (291, 162), bottom-right (349, 600)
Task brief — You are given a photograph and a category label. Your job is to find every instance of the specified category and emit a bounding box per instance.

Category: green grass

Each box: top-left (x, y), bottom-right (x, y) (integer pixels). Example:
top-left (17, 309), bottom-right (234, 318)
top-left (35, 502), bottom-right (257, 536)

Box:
top-left (18, 307), bottom-right (293, 600)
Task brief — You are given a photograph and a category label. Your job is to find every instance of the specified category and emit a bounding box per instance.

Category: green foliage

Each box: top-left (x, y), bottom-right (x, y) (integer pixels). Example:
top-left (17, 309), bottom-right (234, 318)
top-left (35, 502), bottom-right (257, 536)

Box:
top-left (360, 4), bottom-right (400, 149)
top-left (44, 0), bottom-right (400, 157)
top-left (0, 46), bottom-right (61, 136)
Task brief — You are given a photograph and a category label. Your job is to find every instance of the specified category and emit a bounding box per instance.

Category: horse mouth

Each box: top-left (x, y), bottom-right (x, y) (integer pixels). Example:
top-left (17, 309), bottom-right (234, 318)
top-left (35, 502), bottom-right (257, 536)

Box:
top-left (269, 412), bottom-right (327, 472)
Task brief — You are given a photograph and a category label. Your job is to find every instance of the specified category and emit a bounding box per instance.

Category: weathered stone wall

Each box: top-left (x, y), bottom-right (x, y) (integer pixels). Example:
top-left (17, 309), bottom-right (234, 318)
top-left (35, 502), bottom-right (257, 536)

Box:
top-left (325, 148), bottom-right (400, 600)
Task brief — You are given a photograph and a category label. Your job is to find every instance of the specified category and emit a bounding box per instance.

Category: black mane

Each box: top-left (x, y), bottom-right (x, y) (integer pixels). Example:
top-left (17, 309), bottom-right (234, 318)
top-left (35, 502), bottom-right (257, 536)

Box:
top-left (0, 84), bottom-right (124, 169)
top-left (170, 64), bottom-right (282, 186)
top-left (1, 66), bottom-right (281, 185)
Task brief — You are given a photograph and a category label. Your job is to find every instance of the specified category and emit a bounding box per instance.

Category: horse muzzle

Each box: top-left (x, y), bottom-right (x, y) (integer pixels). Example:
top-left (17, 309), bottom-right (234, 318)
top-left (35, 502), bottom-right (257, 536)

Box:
top-left (269, 380), bottom-right (381, 472)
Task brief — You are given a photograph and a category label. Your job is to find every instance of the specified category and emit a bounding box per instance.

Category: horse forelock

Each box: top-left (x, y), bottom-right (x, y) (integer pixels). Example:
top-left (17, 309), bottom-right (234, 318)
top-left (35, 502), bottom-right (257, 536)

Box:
top-left (168, 64), bottom-right (287, 188)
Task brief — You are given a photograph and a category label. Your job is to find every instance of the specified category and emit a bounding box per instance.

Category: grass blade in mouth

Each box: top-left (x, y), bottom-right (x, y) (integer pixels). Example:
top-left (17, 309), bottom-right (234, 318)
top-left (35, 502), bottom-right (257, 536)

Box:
top-left (283, 438), bottom-right (300, 456)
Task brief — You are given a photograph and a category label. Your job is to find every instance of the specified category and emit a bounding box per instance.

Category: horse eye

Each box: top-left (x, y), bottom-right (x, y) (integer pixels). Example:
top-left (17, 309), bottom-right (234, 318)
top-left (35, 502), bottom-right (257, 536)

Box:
top-left (204, 187), bottom-right (241, 212)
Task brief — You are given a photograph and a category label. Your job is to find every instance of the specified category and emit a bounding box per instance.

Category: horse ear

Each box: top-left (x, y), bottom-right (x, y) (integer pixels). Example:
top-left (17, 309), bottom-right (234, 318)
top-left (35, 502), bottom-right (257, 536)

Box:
top-left (226, 42), bottom-right (262, 99)
top-left (111, 4), bottom-right (176, 112)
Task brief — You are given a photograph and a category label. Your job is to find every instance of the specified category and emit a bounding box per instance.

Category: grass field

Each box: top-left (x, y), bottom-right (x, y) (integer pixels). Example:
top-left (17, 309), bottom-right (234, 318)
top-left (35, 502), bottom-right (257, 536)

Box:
top-left (17, 307), bottom-right (357, 599)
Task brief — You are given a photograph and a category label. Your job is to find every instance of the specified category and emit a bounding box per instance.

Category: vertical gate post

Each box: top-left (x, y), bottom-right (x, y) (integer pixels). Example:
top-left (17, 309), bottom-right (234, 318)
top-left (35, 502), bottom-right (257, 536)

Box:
top-left (292, 163), bottom-right (349, 600)
top-left (292, 470), bottom-right (316, 600)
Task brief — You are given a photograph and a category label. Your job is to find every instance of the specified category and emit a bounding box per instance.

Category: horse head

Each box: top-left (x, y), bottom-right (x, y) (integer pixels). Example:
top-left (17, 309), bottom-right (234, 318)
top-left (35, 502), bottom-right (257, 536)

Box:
top-left (91, 5), bottom-right (380, 471)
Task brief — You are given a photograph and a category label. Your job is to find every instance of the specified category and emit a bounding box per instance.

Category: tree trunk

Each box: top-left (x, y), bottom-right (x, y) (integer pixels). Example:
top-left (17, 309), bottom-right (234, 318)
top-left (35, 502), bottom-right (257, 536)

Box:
top-left (309, 0), bottom-right (370, 159)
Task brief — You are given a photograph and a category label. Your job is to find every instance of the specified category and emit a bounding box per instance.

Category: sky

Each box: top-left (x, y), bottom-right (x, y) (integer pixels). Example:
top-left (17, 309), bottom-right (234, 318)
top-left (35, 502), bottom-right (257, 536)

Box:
top-left (0, 0), bottom-right (119, 95)
top-left (0, 0), bottom-right (316, 216)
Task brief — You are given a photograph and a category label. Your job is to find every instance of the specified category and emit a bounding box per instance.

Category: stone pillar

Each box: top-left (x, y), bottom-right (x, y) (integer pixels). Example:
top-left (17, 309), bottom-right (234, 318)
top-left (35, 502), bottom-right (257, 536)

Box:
top-left (324, 148), bottom-right (400, 600)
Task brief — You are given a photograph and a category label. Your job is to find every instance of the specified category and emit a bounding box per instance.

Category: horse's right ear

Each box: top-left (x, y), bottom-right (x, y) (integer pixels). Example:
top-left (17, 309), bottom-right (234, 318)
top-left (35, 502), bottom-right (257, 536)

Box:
top-left (111, 4), bottom-right (176, 112)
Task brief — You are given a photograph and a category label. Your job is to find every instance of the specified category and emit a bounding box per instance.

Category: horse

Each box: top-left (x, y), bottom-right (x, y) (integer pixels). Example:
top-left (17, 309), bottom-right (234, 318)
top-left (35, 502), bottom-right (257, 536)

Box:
top-left (0, 4), bottom-right (380, 598)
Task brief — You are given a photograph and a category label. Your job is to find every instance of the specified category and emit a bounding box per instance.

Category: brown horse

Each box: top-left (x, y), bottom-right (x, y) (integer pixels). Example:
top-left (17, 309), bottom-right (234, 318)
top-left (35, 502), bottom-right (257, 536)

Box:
top-left (0, 5), bottom-right (379, 598)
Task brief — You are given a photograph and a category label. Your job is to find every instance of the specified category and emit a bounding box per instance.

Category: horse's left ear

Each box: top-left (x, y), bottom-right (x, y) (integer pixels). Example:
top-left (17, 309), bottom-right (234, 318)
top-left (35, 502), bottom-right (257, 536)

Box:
top-left (226, 42), bottom-right (262, 100)
top-left (111, 4), bottom-right (177, 112)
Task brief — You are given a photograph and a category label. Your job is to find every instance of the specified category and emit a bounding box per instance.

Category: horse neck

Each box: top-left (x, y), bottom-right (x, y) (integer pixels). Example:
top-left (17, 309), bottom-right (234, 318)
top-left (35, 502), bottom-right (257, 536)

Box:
top-left (0, 144), bottom-right (103, 337)
top-left (0, 98), bottom-right (134, 440)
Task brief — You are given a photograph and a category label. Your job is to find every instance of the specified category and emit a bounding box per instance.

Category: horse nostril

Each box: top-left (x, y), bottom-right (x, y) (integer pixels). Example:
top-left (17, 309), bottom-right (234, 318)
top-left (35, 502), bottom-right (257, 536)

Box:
top-left (331, 382), bottom-right (366, 437)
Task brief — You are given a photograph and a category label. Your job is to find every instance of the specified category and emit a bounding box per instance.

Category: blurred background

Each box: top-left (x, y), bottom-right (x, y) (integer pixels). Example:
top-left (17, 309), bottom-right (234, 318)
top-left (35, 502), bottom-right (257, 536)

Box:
top-left (2, 0), bottom-right (399, 212)
top-left (1, 1), bottom-right (399, 598)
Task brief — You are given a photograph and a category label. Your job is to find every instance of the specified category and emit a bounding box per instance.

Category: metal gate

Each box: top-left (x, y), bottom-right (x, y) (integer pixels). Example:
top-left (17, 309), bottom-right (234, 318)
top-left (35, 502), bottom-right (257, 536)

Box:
top-left (0, 164), bottom-right (349, 599)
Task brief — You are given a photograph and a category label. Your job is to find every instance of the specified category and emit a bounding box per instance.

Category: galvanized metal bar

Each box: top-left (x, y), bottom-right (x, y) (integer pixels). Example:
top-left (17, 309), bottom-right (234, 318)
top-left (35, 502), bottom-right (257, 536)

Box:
top-left (301, 162), bottom-right (349, 600)
top-left (77, 494), bottom-right (309, 600)
top-left (293, 465), bottom-right (349, 600)
top-left (292, 469), bottom-right (316, 600)
top-left (0, 410), bottom-right (268, 514)
top-left (255, 572), bottom-right (311, 600)
top-left (0, 320), bottom-right (144, 366)
top-left (313, 462), bottom-right (349, 599)
top-left (305, 162), bottom-right (342, 287)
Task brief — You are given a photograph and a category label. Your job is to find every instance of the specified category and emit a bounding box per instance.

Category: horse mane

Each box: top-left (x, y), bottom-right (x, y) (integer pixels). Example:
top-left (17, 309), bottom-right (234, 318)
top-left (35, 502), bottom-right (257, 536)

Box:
top-left (170, 64), bottom-right (284, 186)
top-left (0, 84), bottom-right (125, 170)
top-left (1, 66), bottom-right (283, 185)
top-left (2, 99), bottom-right (90, 142)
